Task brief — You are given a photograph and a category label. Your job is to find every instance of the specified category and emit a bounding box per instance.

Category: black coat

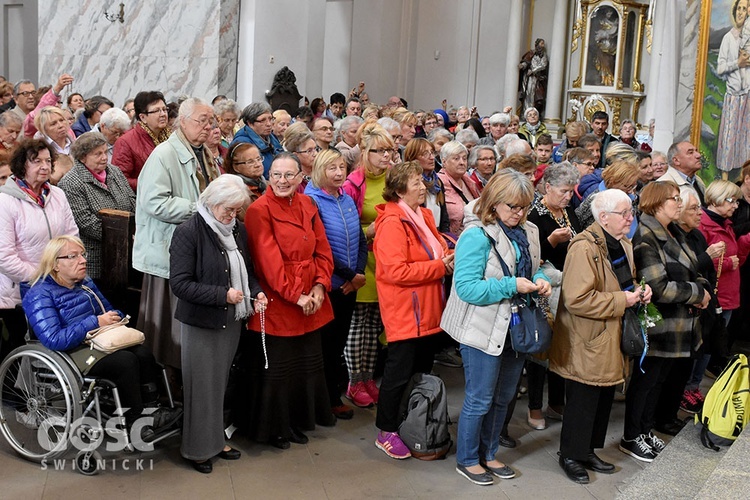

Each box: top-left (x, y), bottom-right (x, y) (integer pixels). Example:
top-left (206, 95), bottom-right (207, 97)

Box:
top-left (170, 213), bottom-right (262, 329)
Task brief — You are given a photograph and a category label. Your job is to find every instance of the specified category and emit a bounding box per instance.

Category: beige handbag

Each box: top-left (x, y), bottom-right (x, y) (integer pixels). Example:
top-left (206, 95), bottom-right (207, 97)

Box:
top-left (82, 285), bottom-right (145, 354)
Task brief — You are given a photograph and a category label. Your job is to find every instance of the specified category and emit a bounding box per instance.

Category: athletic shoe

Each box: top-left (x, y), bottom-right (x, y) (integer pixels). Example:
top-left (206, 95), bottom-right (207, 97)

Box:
top-left (645, 432), bottom-right (666, 455)
top-left (434, 347), bottom-right (463, 368)
top-left (364, 379), bottom-right (380, 404)
top-left (375, 431), bottom-right (411, 459)
top-left (680, 389), bottom-right (701, 414)
top-left (346, 381), bottom-right (374, 408)
top-left (619, 435), bottom-right (657, 463)
top-left (693, 388), bottom-right (705, 403)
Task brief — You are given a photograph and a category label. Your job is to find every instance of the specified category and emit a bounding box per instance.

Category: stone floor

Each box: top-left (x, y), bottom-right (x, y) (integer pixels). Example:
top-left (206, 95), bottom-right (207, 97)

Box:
top-left (0, 361), bottom-right (678, 500)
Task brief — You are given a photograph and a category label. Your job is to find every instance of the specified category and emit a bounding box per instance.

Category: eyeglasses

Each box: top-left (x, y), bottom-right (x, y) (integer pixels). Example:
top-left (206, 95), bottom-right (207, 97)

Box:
top-left (666, 195), bottom-right (682, 203)
top-left (124, 107), bottom-right (135, 114)
top-left (254, 117), bottom-right (273, 124)
top-left (220, 206), bottom-right (243, 216)
top-left (420, 150), bottom-right (435, 158)
top-left (477, 156), bottom-right (496, 163)
top-left (314, 126), bottom-right (334, 132)
top-left (188, 116), bottom-right (213, 128)
top-left (144, 107), bottom-right (168, 115)
top-left (684, 205), bottom-right (701, 213)
top-left (424, 120), bottom-right (437, 127)
top-left (391, 135), bottom-right (404, 142)
top-left (95, 107), bottom-right (109, 115)
top-left (297, 146), bottom-right (321, 155)
top-left (579, 161), bottom-right (597, 167)
top-left (607, 208), bottom-right (637, 219)
top-left (505, 203), bottom-right (531, 213)
top-left (16, 91), bottom-right (35, 98)
top-left (725, 198), bottom-right (740, 205)
top-left (234, 157), bottom-right (264, 167)
top-left (652, 162), bottom-right (668, 168)
top-left (270, 171), bottom-right (300, 181)
top-left (369, 148), bottom-right (395, 156)
top-left (56, 251), bottom-right (88, 260)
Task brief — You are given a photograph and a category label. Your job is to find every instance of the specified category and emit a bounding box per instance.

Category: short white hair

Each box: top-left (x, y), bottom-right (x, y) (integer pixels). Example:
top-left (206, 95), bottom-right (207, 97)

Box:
top-left (199, 174), bottom-right (250, 209)
top-left (179, 97), bottom-right (211, 121)
top-left (505, 139), bottom-right (531, 157)
top-left (591, 189), bottom-right (632, 223)
top-left (440, 140), bottom-right (468, 162)
top-left (99, 107), bottom-right (132, 131)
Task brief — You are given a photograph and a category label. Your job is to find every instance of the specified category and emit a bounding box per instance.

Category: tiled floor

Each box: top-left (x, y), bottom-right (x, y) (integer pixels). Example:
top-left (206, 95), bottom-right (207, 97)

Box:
top-left (0, 364), bottom-right (662, 500)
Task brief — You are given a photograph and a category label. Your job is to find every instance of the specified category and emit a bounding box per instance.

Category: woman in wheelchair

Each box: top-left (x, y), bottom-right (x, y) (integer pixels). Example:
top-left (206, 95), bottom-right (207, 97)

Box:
top-left (21, 235), bottom-right (182, 441)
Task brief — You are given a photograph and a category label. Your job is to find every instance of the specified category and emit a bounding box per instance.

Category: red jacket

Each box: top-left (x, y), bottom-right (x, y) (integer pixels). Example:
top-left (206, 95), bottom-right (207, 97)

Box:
top-left (699, 210), bottom-right (750, 310)
top-left (245, 190), bottom-right (334, 336)
top-left (373, 202), bottom-right (449, 343)
top-left (111, 125), bottom-right (157, 191)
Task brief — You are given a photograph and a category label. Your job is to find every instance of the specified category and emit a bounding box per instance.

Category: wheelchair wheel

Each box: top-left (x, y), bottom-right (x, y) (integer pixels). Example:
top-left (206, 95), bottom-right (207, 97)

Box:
top-left (0, 345), bottom-right (82, 462)
top-left (75, 449), bottom-right (102, 476)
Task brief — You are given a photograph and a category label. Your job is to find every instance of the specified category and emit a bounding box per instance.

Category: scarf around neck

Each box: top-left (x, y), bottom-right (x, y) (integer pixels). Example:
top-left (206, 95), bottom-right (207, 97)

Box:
top-left (497, 219), bottom-right (532, 279)
top-left (197, 203), bottom-right (253, 320)
top-left (15, 176), bottom-right (50, 207)
top-left (396, 200), bottom-right (444, 260)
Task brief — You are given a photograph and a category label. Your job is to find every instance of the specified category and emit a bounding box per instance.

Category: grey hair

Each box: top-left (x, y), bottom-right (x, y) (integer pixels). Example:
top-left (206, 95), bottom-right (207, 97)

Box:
top-left (620, 119), bottom-right (636, 131)
top-left (13, 79), bottom-right (34, 95)
top-left (427, 127), bottom-right (453, 142)
top-left (679, 186), bottom-right (700, 205)
top-left (240, 102), bottom-right (273, 124)
top-left (199, 174), bottom-right (250, 209)
top-left (455, 128), bottom-right (479, 145)
top-left (590, 189), bottom-right (632, 223)
top-left (489, 112), bottom-right (510, 126)
top-left (0, 110), bottom-right (22, 127)
top-left (99, 107), bottom-right (132, 131)
top-left (440, 140), bottom-right (468, 162)
top-left (495, 133), bottom-right (520, 156)
top-left (178, 97), bottom-right (211, 121)
top-left (524, 107), bottom-right (539, 120)
top-left (468, 145), bottom-right (496, 167)
top-left (651, 150), bottom-right (667, 161)
top-left (377, 117), bottom-right (400, 135)
top-left (70, 131), bottom-right (109, 163)
top-left (214, 99), bottom-right (240, 117)
top-left (505, 138), bottom-right (531, 157)
top-left (542, 162), bottom-right (580, 187)
top-left (339, 115), bottom-right (363, 132)
top-left (666, 142), bottom-right (681, 167)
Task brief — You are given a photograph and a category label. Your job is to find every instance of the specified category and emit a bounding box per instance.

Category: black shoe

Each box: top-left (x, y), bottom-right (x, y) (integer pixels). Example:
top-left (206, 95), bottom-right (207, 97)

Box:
top-left (654, 420), bottom-right (683, 436)
top-left (582, 452), bottom-right (615, 474)
top-left (455, 464), bottom-right (493, 485)
top-left (289, 427), bottom-right (309, 444)
top-left (559, 457), bottom-right (590, 484)
top-left (217, 447), bottom-right (241, 460)
top-left (188, 459), bottom-right (212, 474)
top-left (148, 406), bottom-right (184, 430)
top-left (270, 436), bottom-right (290, 450)
top-left (498, 434), bottom-right (516, 449)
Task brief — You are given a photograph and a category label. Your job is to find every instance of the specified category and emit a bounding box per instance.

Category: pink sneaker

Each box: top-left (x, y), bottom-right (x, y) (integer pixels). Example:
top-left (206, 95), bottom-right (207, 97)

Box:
top-left (364, 379), bottom-right (380, 404)
top-left (375, 431), bottom-right (411, 459)
top-left (346, 381), bottom-right (374, 408)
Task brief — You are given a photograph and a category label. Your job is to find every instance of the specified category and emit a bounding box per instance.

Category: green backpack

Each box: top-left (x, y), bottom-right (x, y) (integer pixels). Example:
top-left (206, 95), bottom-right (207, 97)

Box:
top-left (696, 354), bottom-right (750, 450)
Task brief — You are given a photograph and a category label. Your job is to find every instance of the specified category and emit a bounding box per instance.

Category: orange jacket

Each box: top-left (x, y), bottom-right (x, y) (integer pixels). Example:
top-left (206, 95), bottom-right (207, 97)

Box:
top-left (373, 202), bottom-right (449, 342)
top-left (245, 191), bottom-right (334, 336)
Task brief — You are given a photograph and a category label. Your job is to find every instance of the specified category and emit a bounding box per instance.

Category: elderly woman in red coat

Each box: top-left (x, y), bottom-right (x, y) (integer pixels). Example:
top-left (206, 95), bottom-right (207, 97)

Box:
top-left (245, 152), bottom-right (336, 450)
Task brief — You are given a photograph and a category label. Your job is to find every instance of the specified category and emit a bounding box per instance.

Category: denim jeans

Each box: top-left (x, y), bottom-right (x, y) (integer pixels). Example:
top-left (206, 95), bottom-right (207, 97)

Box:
top-left (456, 342), bottom-right (525, 466)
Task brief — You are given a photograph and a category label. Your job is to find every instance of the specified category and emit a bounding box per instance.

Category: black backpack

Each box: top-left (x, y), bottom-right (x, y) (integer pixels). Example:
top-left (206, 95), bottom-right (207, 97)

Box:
top-left (398, 373), bottom-right (452, 460)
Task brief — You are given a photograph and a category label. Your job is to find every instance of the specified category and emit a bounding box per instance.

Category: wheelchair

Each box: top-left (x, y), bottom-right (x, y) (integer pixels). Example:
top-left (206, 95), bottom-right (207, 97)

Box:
top-left (0, 340), bottom-right (180, 475)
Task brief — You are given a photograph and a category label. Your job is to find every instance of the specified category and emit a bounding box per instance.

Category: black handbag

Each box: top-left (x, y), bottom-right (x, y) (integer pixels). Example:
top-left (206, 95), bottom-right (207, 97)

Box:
top-left (621, 306), bottom-right (647, 357)
top-left (482, 230), bottom-right (552, 354)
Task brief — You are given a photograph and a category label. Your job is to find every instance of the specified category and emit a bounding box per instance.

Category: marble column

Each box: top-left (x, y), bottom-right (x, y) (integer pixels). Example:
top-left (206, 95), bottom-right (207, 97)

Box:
top-left (544, 0), bottom-right (568, 125)
top-left (503, 0), bottom-right (523, 109)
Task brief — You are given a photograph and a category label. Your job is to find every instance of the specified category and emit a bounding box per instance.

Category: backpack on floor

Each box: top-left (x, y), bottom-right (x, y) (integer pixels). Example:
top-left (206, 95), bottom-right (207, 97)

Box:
top-left (695, 353), bottom-right (750, 451)
top-left (398, 373), bottom-right (452, 460)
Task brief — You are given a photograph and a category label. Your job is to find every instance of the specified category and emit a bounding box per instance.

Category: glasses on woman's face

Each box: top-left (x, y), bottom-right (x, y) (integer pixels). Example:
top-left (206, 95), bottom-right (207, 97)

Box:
top-left (297, 146), bottom-right (321, 156)
top-left (652, 161), bottom-right (668, 169)
top-left (370, 148), bottom-right (395, 157)
top-left (56, 251), bottom-right (88, 261)
top-left (270, 171), bottom-right (299, 181)
top-left (725, 197), bottom-right (740, 206)
top-left (684, 204), bottom-right (701, 213)
top-left (420, 150), bottom-right (435, 158)
top-left (666, 195), bottom-right (682, 203)
top-left (234, 157), bottom-right (263, 167)
top-left (505, 202), bottom-right (530, 214)
top-left (607, 208), bottom-right (637, 220)
top-left (220, 206), bottom-right (243, 217)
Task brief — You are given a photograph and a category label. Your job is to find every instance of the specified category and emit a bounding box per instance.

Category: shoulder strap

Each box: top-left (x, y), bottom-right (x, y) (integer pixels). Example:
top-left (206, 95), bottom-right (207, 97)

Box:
top-left (81, 284), bottom-right (106, 314)
top-left (446, 178), bottom-right (471, 205)
top-left (480, 228), bottom-right (511, 277)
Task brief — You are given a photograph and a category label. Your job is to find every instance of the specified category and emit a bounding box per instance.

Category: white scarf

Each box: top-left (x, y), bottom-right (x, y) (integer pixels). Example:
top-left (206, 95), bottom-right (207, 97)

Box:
top-left (197, 203), bottom-right (253, 320)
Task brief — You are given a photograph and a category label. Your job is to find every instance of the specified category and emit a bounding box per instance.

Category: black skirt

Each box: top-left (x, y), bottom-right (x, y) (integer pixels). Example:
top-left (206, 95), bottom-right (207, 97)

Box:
top-left (241, 329), bottom-right (335, 442)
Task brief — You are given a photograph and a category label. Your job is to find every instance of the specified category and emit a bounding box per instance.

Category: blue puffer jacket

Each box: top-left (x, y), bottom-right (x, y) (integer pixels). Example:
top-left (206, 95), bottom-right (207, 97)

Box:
top-left (305, 183), bottom-right (367, 290)
top-left (230, 126), bottom-right (283, 178)
top-left (21, 276), bottom-right (119, 352)
top-left (71, 112), bottom-right (92, 137)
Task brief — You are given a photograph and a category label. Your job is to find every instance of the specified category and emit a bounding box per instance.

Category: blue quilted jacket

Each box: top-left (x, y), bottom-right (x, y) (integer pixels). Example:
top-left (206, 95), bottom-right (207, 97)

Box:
top-left (21, 276), bottom-right (119, 352)
top-left (230, 126), bottom-right (283, 179)
top-left (304, 183), bottom-right (367, 290)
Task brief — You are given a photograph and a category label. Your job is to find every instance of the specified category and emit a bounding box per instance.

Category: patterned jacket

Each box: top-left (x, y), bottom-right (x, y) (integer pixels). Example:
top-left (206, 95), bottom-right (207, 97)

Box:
top-left (58, 160), bottom-right (136, 279)
top-left (633, 214), bottom-right (707, 357)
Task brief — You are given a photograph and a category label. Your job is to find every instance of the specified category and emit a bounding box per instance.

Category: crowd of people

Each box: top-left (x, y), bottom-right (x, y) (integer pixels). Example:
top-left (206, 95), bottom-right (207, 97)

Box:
top-left (1, 73), bottom-right (749, 485)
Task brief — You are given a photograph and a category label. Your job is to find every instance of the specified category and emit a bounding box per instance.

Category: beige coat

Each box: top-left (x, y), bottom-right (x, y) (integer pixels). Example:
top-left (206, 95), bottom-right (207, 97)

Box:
top-left (548, 222), bottom-right (633, 386)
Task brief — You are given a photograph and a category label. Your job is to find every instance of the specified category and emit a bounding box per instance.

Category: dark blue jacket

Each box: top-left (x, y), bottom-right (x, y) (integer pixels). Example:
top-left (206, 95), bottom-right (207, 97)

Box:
top-left (71, 112), bottom-right (92, 137)
top-left (230, 126), bottom-right (283, 179)
top-left (21, 276), bottom-right (119, 351)
top-left (304, 183), bottom-right (367, 290)
top-left (579, 169), bottom-right (603, 199)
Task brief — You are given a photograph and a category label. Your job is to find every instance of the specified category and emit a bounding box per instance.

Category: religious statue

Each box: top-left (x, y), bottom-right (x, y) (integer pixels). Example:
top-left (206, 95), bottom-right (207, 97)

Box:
top-left (586, 7), bottom-right (618, 86)
top-left (518, 38), bottom-right (549, 117)
top-left (265, 66), bottom-right (303, 112)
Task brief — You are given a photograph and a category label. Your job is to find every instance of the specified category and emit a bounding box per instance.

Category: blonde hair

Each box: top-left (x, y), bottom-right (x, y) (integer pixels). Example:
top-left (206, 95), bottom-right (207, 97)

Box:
top-left (358, 122), bottom-right (395, 174)
top-left (705, 179), bottom-right (742, 207)
top-left (34, 106), bottom-right (68, 137)
top-left (474, 169), bottom-right (534, 225)
top-left (272, 109), bottom-right (291, 122)
top-left (392, 108), bottom-right (417, 127)
top-left (602, 159), bottom-right (639, 189)
top-left (283, 121), bottom-right (314, 153)
top-left (311, 149), bottom-right (344, 188)
top-left (30, 235), bottom-right (86, 286)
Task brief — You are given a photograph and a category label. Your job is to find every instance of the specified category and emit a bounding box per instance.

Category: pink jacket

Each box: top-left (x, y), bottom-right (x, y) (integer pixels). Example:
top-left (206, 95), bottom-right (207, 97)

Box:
top-left (0, 180), bottom-right (79, 308)
top-left (437, 171), bottom-right (480, 235)
top-left (699, 210), bottom-right (750, 310)
top-left (343, 167), bottom-right (367, 215)
top-left (23, 89), bottom-right (71, 139)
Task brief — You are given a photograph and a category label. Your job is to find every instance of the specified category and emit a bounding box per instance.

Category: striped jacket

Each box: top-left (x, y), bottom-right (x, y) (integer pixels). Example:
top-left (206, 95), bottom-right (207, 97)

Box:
top-left (633, 214), bottom-right (707, 358)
